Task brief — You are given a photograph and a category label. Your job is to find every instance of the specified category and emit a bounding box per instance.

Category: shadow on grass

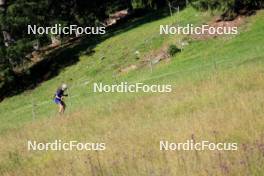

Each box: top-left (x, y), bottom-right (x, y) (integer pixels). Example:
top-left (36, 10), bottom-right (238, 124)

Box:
top-left (2, 8), bottom-right (175, 100)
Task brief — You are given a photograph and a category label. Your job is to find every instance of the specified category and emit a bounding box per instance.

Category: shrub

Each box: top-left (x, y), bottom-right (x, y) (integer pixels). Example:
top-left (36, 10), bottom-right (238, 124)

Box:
top-left (168, 44), bottom-right (181, 57)
top-left (190, 0), bottom-right (264, 20)
top-left (6, 39), bottom-right (34, 67)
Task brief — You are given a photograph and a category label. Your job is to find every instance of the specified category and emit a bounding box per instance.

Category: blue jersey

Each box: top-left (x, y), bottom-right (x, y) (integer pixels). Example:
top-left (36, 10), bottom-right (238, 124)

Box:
top-left (55, 88), bottom-right (64, 99)
top-left (54, 88), bottom-right (65, 105)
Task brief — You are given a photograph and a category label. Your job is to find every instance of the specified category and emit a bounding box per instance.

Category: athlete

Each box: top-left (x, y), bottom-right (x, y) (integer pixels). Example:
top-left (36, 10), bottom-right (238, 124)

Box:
top-left (54, 83), bottom-right (68, 114)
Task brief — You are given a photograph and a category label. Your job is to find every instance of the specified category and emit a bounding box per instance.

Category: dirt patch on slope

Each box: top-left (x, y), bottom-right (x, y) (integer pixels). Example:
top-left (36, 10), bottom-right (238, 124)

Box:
top-left (191, 15), bottom-right (246, 40)
top-left (118, 47), bottom-right (170, 74)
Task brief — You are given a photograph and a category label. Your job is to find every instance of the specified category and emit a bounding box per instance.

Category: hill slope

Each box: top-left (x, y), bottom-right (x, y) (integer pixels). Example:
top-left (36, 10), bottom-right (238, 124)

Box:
top-left (0, 7), bottom-right (264, 175)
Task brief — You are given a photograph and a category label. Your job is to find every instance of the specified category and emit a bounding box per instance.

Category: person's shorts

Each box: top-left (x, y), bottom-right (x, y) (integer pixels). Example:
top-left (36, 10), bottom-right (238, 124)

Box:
top-left (54, 98), bottom-right (63, 105)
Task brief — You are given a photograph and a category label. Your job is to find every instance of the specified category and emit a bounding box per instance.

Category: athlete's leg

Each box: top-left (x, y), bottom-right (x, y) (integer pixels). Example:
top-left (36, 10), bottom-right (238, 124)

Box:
top-left (59, 104), bottom-right (64, 113)
top-left (60, 101), bottom-right (66, 113)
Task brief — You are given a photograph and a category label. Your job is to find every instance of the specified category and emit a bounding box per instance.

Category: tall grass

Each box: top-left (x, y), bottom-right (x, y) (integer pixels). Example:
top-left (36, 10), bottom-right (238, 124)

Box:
top-left (0, 7), bottom-right (264, 176)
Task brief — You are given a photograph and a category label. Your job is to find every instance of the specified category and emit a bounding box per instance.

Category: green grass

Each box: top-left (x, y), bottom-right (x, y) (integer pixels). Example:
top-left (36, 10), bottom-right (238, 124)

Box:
top-left (0, 7), bottom-right (264, 175)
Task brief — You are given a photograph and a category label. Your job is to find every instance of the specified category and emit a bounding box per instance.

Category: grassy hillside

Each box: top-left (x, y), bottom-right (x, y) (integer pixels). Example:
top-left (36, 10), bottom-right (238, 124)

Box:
top-left (0, 7), bottom-right (264, 175)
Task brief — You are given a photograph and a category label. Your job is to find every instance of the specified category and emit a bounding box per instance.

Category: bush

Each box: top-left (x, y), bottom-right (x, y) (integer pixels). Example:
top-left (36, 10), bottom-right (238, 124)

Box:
top-left (6, 39), bottom-right (34, 67)
top-left (190, 0), bottom-right (264, 20)
top-left (168, 44), bottom-right (181, 57)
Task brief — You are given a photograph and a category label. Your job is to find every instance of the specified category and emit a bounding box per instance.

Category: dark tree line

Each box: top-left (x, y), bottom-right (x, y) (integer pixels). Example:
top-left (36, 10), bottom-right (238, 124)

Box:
top-left (0, 0), bottom-right (136, 98)
top-left (0, 0), bottom-right (168, 74)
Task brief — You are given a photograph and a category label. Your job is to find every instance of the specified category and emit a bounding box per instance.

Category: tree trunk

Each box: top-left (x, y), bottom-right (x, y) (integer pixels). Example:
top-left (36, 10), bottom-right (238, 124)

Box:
top-left (3, 31), bottom-right (11, 47)
top-left (51, 35), bottom-right (61, 47)
top-left (0, 0), bottom-right (6, 6)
